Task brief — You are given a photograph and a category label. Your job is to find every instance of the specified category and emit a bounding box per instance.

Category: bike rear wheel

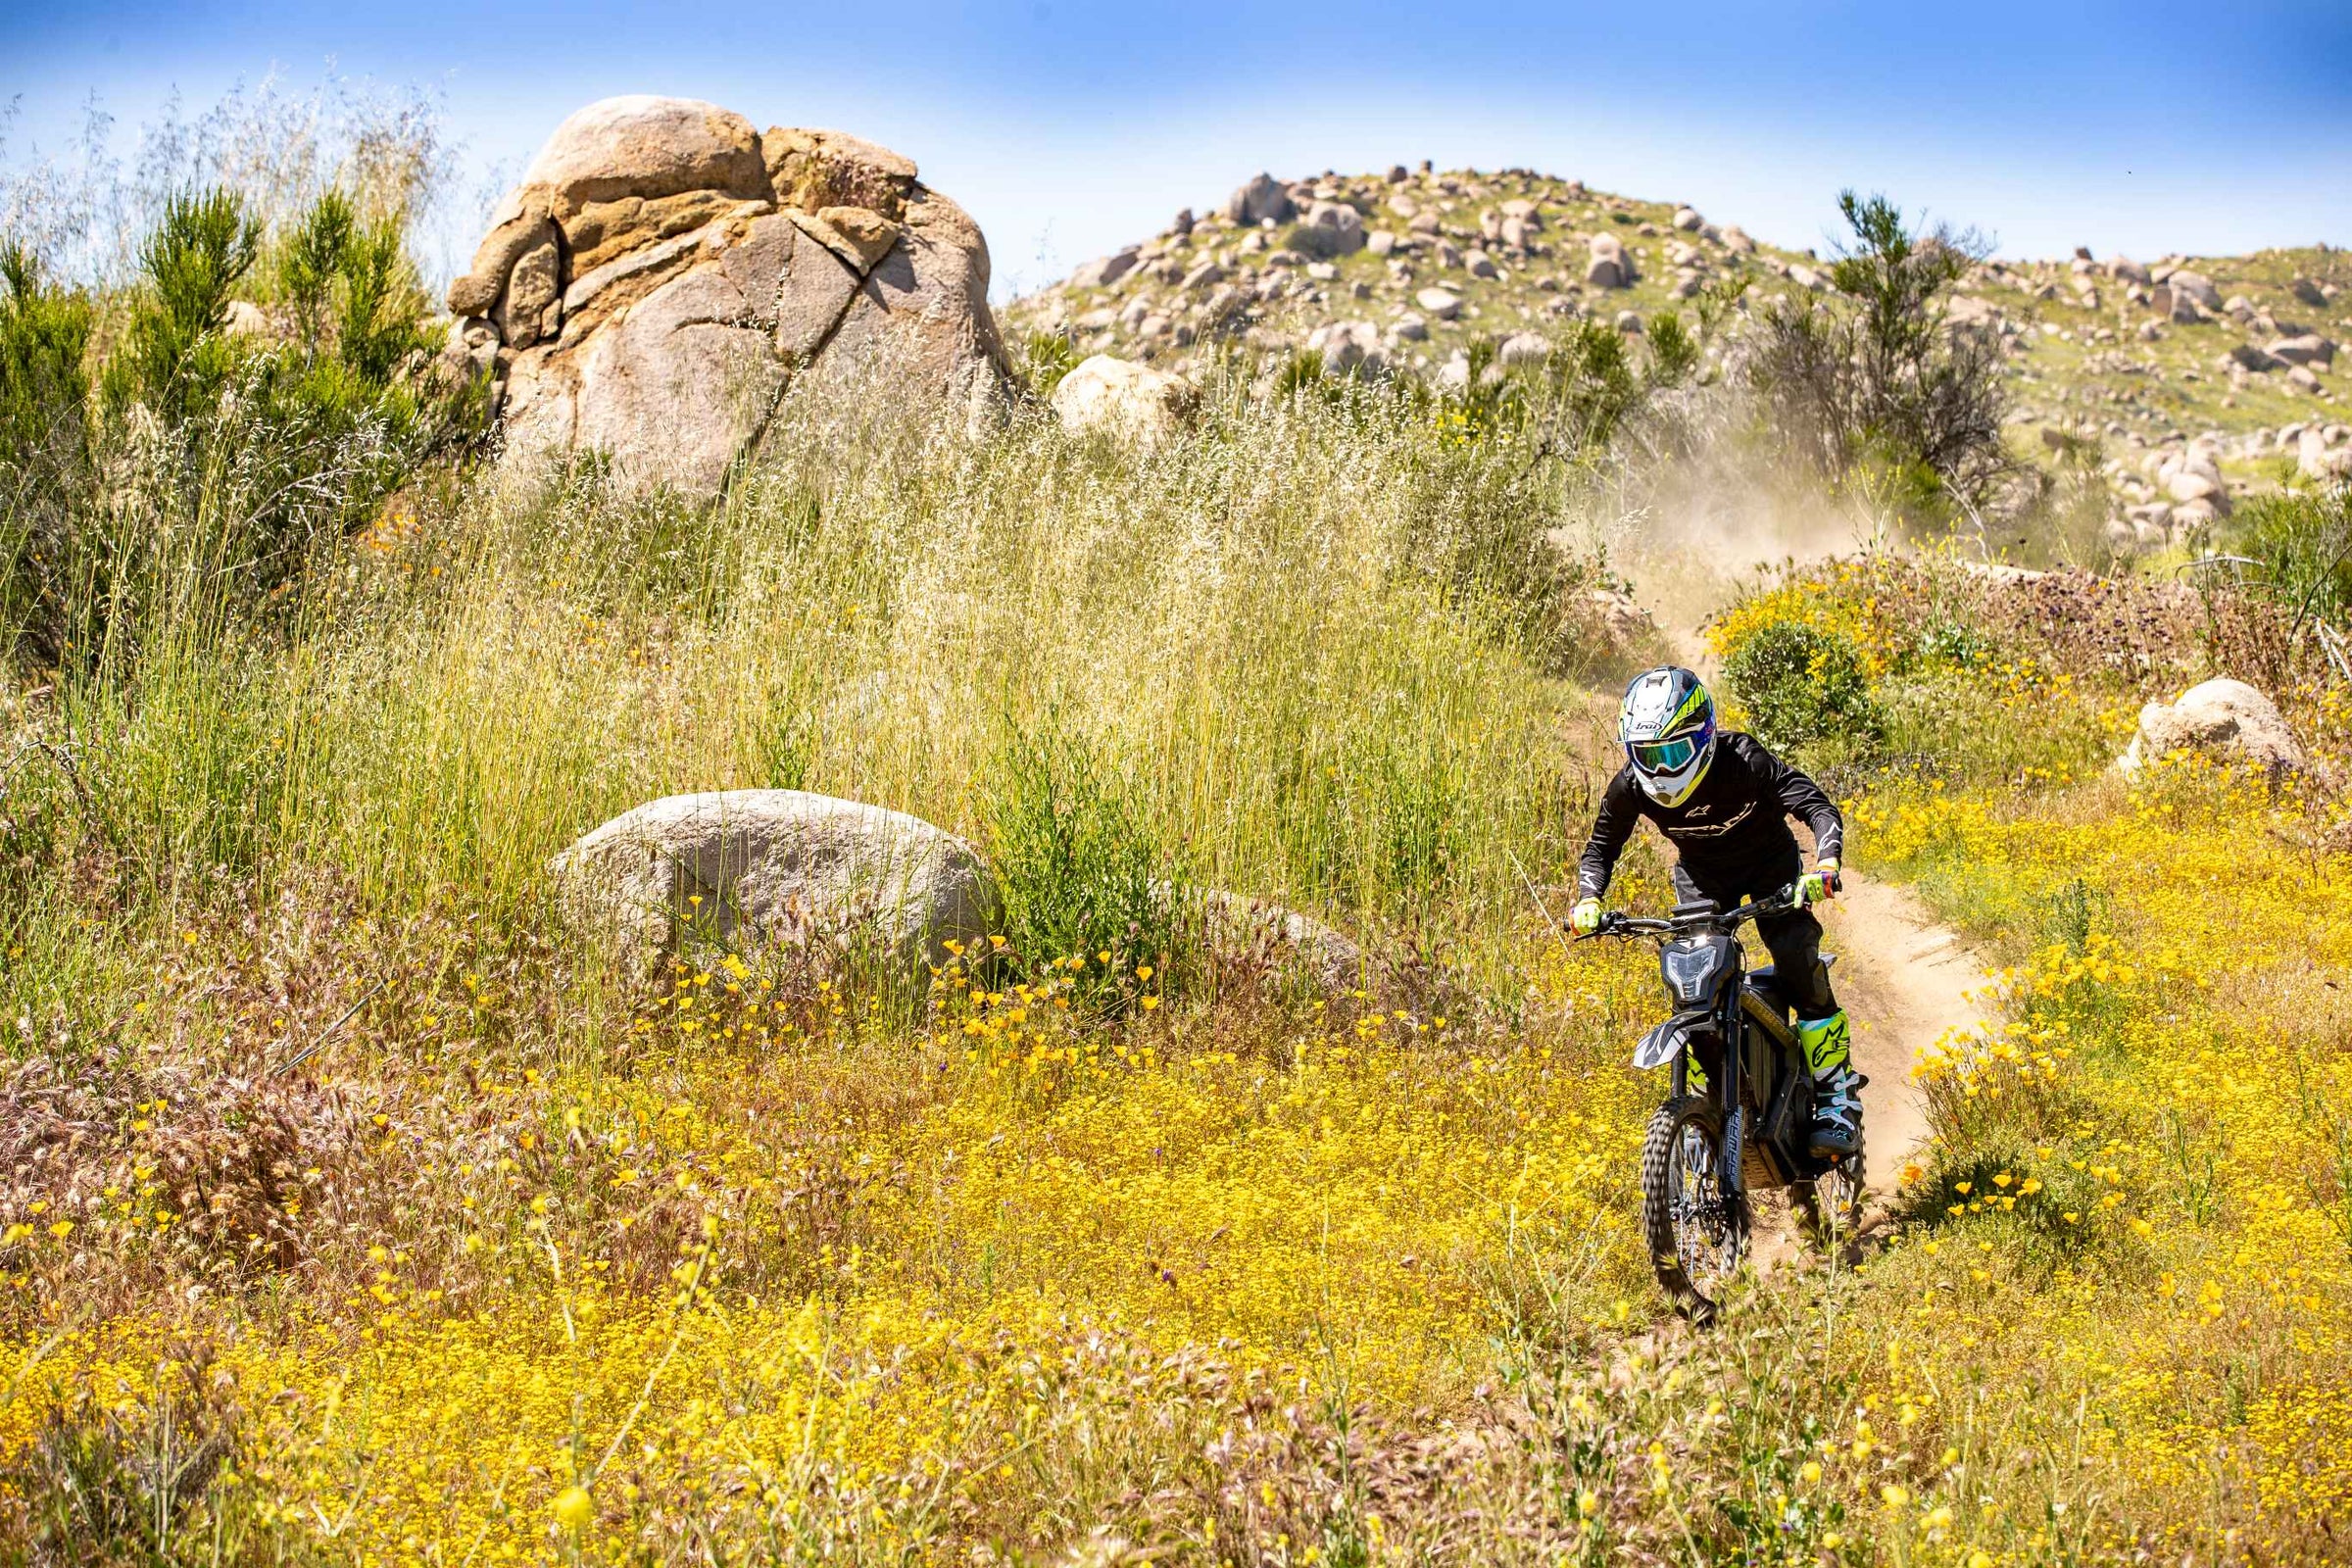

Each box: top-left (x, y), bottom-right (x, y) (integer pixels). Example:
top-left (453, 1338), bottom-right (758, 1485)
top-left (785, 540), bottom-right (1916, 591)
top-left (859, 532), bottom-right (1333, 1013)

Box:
top-left (1640, 1094), bottom-right (1750, 1321)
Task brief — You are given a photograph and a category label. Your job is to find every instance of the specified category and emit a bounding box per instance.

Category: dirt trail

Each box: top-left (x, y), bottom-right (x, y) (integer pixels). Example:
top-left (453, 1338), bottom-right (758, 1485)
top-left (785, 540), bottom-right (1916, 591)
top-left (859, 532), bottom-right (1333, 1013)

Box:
top-left (1814, 870), bottom-right (1980, 1194)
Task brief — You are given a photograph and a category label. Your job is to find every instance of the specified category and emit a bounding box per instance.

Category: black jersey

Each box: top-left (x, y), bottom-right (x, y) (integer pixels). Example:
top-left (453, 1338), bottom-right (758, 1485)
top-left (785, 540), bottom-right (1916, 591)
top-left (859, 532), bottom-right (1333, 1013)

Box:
top-left (1576, 732), bottom-right (1843, 900)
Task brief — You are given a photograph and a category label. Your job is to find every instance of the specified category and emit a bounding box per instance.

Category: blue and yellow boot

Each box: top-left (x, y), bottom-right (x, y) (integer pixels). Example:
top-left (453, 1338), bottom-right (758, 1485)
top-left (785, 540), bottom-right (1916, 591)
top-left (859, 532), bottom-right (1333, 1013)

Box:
top-left (1796, 1010), bottom-right (1864, 1156)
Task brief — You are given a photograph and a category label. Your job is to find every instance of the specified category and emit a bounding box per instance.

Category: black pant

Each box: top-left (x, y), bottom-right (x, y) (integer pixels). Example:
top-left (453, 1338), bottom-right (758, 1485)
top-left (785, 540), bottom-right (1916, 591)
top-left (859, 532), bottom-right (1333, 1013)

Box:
top-left (1671, 861), bottom-right (1838, 1019)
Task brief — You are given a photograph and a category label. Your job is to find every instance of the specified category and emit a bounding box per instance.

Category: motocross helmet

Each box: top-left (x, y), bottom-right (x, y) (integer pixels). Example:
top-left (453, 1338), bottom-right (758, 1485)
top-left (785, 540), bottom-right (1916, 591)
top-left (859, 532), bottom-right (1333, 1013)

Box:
top-left (1618, 665), bottom-right (1717, 807)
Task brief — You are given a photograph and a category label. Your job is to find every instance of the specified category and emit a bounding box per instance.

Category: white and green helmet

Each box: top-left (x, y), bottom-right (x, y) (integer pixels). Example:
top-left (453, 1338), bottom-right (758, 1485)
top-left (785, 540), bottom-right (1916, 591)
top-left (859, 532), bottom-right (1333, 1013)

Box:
top-left (1618, 665), bottom-right (1718, 807)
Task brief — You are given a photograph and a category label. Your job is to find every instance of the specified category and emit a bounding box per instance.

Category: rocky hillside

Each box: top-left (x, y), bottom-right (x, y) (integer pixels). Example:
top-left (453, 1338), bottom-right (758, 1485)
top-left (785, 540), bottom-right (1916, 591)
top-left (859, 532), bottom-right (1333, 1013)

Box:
top-left (1005, 164), bottom-right (2352, 542)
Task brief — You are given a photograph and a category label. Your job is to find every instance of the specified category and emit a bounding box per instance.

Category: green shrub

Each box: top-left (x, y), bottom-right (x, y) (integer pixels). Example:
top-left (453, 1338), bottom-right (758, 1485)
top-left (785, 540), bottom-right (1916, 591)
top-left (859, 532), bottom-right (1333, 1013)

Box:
top-left (2231, 484), bottom-right (2352, 627)
top-left (0, 246), bottom-right (95, 654)
top-left (1722, 618), bottom-right (1885, 756)
top-left (979, 709), bottom-right (1190, 1009)
top-left (12, 184), bottom-right (486, 671)
top-left (1746, 191), bottom-right (2011, 509)
top-left (1019, 330), bottom-right (1081, 400)
top-left (276, 187), bottom-right (357, 342)
top-left (102, 187), bottom-right (259, 424)
top-left (1644, 310), bottom-right (1700, 387)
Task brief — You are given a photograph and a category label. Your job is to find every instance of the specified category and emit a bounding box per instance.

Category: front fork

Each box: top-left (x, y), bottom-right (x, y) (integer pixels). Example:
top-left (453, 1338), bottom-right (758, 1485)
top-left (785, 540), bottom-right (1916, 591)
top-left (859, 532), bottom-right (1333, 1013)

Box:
top-left (1716, 990), bottom-right (1745, 1199)
top-left (1669, 991), bottom-right (1748, 1199)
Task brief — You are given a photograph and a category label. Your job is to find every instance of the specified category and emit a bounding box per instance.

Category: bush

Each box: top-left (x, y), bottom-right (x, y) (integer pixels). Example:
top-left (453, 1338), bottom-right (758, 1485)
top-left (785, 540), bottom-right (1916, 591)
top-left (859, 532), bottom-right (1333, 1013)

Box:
top-left (1018, 329), bottom-right (1080, 401)
top-left (1746, 191), bottom-right (2011, 509)
top-left (8, 184), bottom-right (487, 669)
top-left (979, 709), bottom-right (1190, 1010)
top-left (101, 187), bottom-right (259, 424)
top-left (1722, 618), bottom-right (1885, 757)
top-left (2231, 483), bottom-right (2352, 628)
top-left (0, 246), bottom-right (94, 653)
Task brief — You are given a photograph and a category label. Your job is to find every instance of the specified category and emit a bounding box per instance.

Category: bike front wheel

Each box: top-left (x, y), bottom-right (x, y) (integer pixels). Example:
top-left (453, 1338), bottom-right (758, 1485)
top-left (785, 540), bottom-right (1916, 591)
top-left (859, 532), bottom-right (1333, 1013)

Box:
top-left (1640, 1094), bottom-right (1749, 1322)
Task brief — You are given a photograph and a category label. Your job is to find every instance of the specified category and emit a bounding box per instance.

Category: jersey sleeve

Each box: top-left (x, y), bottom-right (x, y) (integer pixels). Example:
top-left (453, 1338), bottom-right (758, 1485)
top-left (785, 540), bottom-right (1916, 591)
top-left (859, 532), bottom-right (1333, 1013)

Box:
top-left (1576, 768), bottom-right (1643, 899)
top-left (1736, 734), bottom-right (1844, 861)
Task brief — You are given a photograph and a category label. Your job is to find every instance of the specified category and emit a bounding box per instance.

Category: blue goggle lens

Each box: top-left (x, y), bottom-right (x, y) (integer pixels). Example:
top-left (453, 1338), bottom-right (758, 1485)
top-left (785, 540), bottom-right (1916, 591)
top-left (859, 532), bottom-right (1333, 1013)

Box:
top-left (1631, 735), bottom-right (1698, 772)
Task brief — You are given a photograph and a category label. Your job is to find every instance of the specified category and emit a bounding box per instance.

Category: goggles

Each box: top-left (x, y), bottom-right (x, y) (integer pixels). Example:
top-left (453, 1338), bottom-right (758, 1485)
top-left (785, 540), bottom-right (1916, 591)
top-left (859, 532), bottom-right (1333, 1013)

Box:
top-left (1628, 734), bottom-right (1701, 773)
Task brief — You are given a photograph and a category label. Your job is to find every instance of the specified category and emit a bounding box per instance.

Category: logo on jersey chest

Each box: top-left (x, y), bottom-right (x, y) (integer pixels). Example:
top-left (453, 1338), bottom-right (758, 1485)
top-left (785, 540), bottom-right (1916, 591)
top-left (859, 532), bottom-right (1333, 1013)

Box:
top-left (1665, 799), bottom-right (1753, 839)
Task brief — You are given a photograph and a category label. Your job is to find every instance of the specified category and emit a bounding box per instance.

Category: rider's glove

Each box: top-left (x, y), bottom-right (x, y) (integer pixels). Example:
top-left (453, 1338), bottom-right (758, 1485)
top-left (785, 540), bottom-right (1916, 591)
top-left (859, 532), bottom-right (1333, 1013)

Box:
top-left (1569, 898), bottom-right (1604, 935)
top-left (1796, 858), bottom-right (1841, 907)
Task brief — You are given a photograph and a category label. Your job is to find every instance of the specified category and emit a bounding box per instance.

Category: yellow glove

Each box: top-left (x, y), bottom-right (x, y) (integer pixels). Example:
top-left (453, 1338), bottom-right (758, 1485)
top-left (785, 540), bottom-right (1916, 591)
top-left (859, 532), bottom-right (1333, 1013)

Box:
top-left (1796, 858), bottom-right (1841, 907)
top-left (1570, 898), bottom-right (1604, 935)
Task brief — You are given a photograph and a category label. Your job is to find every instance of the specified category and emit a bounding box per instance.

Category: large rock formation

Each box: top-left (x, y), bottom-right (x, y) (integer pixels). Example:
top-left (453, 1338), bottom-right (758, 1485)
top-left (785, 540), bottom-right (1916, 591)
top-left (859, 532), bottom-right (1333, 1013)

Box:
top-left (447, 96), bottom-right (1009, 494)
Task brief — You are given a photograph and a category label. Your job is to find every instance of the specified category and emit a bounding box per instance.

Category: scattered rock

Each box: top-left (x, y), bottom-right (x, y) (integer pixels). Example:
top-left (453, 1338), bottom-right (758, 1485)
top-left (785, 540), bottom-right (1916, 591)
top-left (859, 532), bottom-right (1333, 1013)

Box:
top-left (1225, 172), bottom-right (1298, 226)
top-left (1671, 207), bottom-right (1704, 232)
top-left (550, 790), bottom-right (998, 976)
top-left (2118, 679), bottom-right (2304, 780)
top-left (1297, 200), bottom-right (1366, 257)
top-left (1305, 319), bottom-right (1386, 374)
top-left (1415, 287), bottom-right (1462, 320)
top-left (1051, 354), bottom-right (1197, 445)
top-left (2302, 429), bottom-right (2352, 479)
top-left (1497, 331), bottom-right (1548, 367)
top-left (1200, 891), bottom-right (1367, 992)
top-left (1070, 248), bottom-right (1141, 290)
top-left (1585, 233), bottom-right (1633, 289)
top-left (2167, 270), bottom-right (2222, 310)
top-left (2270, 334), bottom-right (2336, 367)
top-left (2291, 276), bottom-right (2328, 308)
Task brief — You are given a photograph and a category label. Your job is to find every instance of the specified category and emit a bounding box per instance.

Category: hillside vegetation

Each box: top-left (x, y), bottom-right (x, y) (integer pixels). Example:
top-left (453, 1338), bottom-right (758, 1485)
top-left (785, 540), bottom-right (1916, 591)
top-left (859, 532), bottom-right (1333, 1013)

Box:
top-left (3, 96), bottom-right (2352, 1566)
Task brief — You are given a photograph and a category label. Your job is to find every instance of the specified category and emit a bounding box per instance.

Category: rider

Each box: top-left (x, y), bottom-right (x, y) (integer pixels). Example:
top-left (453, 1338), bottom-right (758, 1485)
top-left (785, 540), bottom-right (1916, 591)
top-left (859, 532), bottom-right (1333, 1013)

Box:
top-left (1569, 665), bottom-right (1862, 1155)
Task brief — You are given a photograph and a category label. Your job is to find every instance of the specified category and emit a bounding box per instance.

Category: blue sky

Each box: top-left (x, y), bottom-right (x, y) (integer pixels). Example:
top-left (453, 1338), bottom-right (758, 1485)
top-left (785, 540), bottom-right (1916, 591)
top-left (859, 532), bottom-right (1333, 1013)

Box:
top-left (3, 0), bottom-right (2348, 297)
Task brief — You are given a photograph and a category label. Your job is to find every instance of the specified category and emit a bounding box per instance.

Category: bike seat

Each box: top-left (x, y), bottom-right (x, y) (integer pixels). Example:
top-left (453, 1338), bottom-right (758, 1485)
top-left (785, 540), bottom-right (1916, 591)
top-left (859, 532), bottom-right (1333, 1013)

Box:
top-left (1746, 956), bottom-right (1838, 1008)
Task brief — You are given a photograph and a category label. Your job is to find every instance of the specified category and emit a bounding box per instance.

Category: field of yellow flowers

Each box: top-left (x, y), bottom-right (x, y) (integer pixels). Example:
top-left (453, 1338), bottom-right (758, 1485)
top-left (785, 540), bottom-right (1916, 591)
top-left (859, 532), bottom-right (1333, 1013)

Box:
top-left (4, 375), bottom-right (2350, 1563)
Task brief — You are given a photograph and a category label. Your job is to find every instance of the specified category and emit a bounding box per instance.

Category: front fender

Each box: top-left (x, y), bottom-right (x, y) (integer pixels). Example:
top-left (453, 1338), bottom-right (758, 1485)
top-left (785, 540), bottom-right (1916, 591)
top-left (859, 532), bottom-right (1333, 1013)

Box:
top-left (1635, 1008), bottom-right (1713, 1070)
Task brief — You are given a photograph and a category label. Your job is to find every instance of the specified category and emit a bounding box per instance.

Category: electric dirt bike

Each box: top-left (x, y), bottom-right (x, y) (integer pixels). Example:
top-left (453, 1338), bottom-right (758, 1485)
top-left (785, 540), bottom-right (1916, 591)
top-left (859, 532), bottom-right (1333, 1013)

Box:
top-left (1584, 886), bottom-right (1867, 1320)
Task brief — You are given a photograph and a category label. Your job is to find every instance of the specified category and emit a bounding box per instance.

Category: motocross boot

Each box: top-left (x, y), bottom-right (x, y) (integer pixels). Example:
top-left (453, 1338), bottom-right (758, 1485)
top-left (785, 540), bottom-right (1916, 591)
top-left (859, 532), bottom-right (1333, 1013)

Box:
top-left (1796, 1010), bottom-right (1864, 1156)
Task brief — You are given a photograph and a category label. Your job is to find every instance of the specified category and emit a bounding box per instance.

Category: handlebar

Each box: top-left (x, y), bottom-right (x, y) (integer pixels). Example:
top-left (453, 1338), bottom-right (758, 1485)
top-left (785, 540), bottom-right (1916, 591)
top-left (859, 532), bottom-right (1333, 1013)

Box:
top-left (1577, 884), bottom-right (1804, 941)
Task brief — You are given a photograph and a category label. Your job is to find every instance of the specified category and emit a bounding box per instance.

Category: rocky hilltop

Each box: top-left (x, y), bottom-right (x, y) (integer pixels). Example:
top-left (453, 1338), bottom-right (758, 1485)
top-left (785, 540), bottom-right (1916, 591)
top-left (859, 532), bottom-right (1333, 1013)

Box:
top-left (446, 96), bottom-right (1008, 494)
top-left (1005, 165), bottom-right (2351, 539)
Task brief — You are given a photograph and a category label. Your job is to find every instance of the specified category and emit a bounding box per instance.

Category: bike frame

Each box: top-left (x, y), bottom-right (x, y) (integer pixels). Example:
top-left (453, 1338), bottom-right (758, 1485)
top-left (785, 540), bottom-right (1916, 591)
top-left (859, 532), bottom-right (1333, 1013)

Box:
top-left (1598, 892), bottom-right (1821, 1199)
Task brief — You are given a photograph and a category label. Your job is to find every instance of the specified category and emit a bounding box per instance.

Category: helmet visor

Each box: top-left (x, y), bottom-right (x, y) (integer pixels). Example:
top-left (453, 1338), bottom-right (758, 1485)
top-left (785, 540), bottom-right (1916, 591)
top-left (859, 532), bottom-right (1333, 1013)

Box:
top-left (1629, 735), bottom-right (1700, 774)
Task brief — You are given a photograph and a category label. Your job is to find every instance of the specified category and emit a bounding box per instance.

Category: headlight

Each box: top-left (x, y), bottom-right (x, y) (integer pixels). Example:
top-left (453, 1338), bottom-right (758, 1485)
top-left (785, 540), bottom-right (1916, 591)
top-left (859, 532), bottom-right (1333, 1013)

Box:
top-left (1661, 937), bottom-right (1730, 1004)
